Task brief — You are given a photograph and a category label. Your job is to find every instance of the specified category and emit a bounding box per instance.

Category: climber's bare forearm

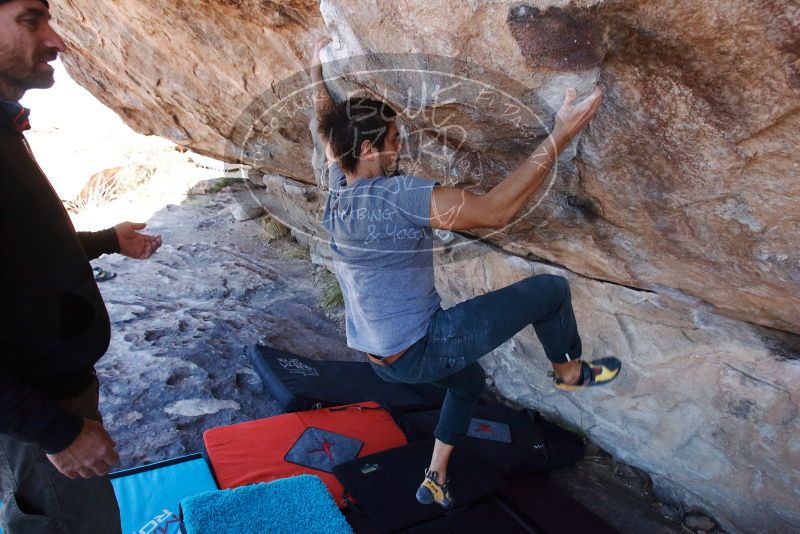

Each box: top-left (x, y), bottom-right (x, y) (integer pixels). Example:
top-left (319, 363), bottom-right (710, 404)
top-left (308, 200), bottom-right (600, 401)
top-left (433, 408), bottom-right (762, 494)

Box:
top-left (430, 87), bottom-right (602, 231)
top-left (311, 38), bottom-right (334, 120)
top-left (311, 63), bottom-right (333, 119)
top-left (483, 123), bottom-right (572, 226)
top-left (430, 125), bottom-right (571, 230)
top-left (484, 88), bottom-right (603, 226)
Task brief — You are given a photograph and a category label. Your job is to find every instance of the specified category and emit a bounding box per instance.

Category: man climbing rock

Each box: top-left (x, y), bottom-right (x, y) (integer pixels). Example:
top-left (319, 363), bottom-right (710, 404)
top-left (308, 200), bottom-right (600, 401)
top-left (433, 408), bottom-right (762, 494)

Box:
top-left (311, 39), bottom-right (621, 509)
top-left (0, 1), bottom-right (161, 532)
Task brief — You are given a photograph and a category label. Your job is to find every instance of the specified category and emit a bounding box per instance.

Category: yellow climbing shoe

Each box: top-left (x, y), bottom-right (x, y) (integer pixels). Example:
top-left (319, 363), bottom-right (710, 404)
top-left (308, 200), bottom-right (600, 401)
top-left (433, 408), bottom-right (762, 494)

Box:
top-left (552, 357), bottom-right (622, 392)
top-left (416, 468), bottom-right (454, 509)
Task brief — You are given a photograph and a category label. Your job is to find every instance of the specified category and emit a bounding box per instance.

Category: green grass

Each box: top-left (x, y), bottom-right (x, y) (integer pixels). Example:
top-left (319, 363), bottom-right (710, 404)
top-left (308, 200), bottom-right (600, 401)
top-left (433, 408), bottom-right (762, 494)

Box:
top-left (185, 177), bottom-right (243, 199)
top-left (262, 216), bottom-right (291, 241)
top-left (282, 243), bottom-right (311, 261)
top-left (206, 177), bottom-right (241, 194)
top-left (319, 268), bottom-right (344, 310)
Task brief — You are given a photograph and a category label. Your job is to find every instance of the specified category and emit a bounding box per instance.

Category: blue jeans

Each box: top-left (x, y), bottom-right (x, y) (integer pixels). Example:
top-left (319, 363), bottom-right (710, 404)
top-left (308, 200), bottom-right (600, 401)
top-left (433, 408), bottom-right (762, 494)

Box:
top-left (370, 274), bottom-right (582, 445)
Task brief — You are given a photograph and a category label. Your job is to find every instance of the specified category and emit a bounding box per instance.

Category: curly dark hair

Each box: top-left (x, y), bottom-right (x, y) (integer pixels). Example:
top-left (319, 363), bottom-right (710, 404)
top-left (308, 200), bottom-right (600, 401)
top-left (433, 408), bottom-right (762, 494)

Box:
top-left (317, 98), bottom-right (397, 173)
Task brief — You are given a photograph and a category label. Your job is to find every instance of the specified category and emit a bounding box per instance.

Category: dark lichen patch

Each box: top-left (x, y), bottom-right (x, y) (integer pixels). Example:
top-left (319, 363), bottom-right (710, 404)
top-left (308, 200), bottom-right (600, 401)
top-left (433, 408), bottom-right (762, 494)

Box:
top-left (728, 398), bottom-right (756, 420)
top-left (508, 5), bottom-right (605, 70)
top-left (601, 15), bottom-right (742, 136)
top-left (566, 194), bottom-right (602, 222)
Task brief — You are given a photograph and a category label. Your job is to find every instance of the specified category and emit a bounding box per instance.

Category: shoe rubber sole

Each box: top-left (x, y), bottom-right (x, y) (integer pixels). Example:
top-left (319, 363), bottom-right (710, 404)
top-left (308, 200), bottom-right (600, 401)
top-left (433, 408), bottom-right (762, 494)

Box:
top-left (416, 484), bottom-right (434, 505)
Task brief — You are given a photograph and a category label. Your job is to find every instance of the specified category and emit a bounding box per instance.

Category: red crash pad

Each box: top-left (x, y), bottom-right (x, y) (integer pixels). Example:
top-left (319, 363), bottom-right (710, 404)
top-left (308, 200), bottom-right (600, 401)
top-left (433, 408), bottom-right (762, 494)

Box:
top-left (203, 402), bottom-right (406, 507)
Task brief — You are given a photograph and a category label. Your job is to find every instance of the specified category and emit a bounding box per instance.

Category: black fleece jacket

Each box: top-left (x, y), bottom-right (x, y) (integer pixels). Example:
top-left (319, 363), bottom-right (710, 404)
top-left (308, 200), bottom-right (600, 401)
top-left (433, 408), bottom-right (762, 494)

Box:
top-left (0, 122), bottom-right (120, 453)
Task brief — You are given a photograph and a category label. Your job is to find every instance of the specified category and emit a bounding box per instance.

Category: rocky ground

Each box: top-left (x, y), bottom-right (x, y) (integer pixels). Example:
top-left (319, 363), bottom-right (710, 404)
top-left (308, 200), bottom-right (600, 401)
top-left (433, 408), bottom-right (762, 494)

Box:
top-left (91, 181), bottom-right (360, 467)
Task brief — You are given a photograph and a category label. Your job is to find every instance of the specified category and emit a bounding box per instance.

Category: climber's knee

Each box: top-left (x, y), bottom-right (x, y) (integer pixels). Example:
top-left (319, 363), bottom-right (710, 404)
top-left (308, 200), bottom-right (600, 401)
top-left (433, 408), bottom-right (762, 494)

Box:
top-left (528, 274), bottom-right (569, 301)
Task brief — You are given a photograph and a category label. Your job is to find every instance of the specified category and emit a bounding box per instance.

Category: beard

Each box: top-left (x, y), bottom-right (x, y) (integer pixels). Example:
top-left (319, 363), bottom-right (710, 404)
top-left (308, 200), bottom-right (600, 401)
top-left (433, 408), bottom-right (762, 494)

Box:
top-left (23, 64), bottom-right (56, 89)
top-left (25, 48), bottom-right (58, 89)
top-left (0, 48), bottom-right (58, 97)
top-left (381, 157), bottom-right (401, 177)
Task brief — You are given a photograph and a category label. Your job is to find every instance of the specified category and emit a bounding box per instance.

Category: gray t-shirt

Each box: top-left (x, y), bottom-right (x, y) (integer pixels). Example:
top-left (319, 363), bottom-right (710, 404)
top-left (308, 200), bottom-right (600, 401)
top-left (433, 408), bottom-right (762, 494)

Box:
top-left (320, 163), bottom-right (441, 356)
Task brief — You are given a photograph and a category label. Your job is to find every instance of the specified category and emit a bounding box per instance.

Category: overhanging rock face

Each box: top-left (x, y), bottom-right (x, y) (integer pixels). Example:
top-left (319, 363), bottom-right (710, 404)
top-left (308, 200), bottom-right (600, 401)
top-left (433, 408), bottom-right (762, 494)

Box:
top-left (50, 1), bottom-right (800, 532)
top-left (52, 0), bottom-right (800, 335)
top-left (52, 0), bottom-right (324, 179)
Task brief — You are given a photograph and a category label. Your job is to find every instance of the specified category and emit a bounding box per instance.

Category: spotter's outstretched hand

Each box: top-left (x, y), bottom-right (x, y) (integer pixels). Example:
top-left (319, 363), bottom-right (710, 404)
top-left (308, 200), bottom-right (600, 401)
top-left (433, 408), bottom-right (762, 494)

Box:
top-left (114, 221), bottom-right (162, 260)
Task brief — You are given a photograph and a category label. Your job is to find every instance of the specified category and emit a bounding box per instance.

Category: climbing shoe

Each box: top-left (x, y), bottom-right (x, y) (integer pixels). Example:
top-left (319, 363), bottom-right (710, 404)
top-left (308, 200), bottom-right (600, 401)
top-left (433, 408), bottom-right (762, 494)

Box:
top-left (416, 468), bottom-right (454, 509)
top-left (552, 357), bottom-right (622, 391)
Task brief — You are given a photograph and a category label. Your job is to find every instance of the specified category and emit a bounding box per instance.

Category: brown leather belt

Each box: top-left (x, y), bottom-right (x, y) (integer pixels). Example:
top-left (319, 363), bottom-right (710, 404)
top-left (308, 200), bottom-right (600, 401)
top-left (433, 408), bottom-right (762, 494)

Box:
top-left (367, 347), bottom-right (408, 366)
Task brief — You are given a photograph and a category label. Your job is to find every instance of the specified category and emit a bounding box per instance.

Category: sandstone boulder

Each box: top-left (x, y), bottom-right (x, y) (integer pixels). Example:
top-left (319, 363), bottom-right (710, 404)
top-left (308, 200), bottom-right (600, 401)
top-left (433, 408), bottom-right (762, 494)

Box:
top-left (48, 1), bottom-right (800, 531)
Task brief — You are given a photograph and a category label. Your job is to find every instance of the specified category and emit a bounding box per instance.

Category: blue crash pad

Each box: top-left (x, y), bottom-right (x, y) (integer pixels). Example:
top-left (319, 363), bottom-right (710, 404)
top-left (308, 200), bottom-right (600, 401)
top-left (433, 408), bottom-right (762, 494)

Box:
top-left (0, 454), bottom-right (215, 534)
top-left (110, 453), bottom-right (217, 534)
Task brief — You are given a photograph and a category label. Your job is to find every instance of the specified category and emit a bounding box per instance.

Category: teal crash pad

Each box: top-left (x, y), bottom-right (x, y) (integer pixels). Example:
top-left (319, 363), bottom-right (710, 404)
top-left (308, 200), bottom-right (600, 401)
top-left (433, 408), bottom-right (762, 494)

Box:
top-left (110, 453), bottom-right (217, 534)
top-left (181, 474), bottom-right (353, 534)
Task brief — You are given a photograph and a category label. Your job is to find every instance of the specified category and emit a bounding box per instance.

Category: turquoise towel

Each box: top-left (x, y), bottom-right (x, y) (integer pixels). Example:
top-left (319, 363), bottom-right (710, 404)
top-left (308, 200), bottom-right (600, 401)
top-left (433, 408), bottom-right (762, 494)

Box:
top-left (181, 475), bottom-right (353, 534)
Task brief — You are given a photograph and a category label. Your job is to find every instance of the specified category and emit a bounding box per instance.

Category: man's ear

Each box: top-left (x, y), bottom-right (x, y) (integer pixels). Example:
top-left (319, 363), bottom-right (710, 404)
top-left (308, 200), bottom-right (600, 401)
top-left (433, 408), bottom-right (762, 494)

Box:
top-left (359, 139), bottom-right (376, 161)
